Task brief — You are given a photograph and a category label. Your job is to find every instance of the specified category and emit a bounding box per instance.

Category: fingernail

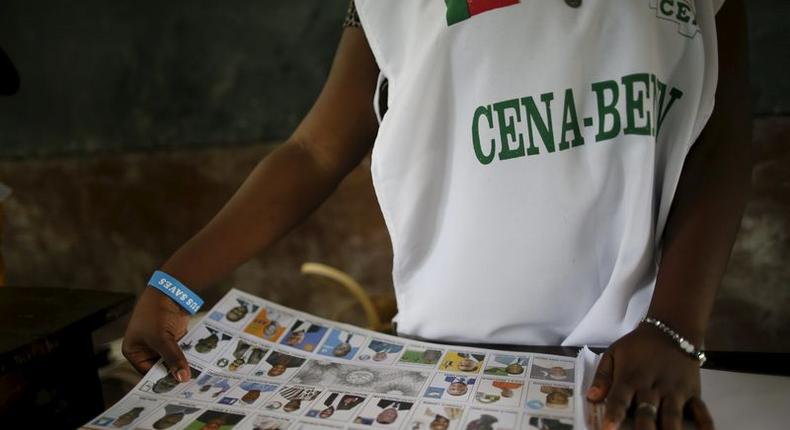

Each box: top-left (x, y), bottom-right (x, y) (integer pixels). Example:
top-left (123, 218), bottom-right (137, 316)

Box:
top-left (586, 386), bottom-right (601, 400)
top-left (177, 368), bottom-right (190, 382)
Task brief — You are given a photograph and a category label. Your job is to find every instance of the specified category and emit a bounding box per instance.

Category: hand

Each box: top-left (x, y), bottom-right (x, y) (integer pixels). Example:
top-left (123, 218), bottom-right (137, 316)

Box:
top-left (122, 287), bottom-right (192, 382)
top-left (586, 324), bottom-right (714, 430)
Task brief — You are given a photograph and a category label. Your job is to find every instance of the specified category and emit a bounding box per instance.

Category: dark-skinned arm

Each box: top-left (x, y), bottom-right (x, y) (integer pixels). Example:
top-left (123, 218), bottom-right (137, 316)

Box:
top-left (587, 1), bottom-right (752, 430)
top-left (122, 27), bottom-right (380, 381)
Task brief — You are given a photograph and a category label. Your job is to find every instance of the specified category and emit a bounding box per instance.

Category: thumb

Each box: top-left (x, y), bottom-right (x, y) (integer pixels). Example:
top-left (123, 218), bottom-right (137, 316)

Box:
top-left (152, 334), bottom-right (192, 383)
top-left (587, 350), bottom-right (614, 402)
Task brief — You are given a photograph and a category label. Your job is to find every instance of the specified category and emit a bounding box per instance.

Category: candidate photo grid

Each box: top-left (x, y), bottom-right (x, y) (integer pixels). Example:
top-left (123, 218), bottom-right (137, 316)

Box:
top-left (527, 357), bottom-right (575, 384)
top-left (235, 413), bottom-right (293, 430)
top-left (408, 400), bottom-right (466, 430)
top-left (213, 335), bottom-right (272, 376)
top-left (462, 407), bottom-right (519, 430)
top-left (178, 371), bottom-right (245, 404)
top-left (317, 328), bottom-right (369, 361)
top-left (263, 384), bottom-right (324, 416)
top-left (244, 305), bottom-right (298, 344)
top-left (89, 395), bottom-right (163, 429)
top-left (182, 408), bottom-right (247, 430)
top-left (356, 338), bottom-right (406, 365)
top-left (351, 396), bottom-right (415, 428)
top-left (138, 363), bottom-right (204, 397)
top-left (439, 351), bottom-right (487, 374)
top-left (481, 354), bottom-right (529, 379)
top-left (86, 291), bottom-right (582, 430)
top-left (521, 414), bottom-right (574, 430)
top-left (523, 382), bottom-right (574, 417)
top-left (423, 373), bottom-right (477, 402)
top-left (471, 378), bottom-right (526, 409)
top-left (179, 322), bottom-right (236, 365)
top-left (397, 345), bottom-right (445, 368)
top-left (215, 379), bottom-right (281, 409)
top-left (280, 319), bottom-right (330, 353)
top-left (209, 295), bottom-right (262, 331)
top-left (132, 402), bottom-right (204, 430)
top-left (252, 349), bottom-right (310, 381)
top-left (304, 390), bottom-right (370, 423)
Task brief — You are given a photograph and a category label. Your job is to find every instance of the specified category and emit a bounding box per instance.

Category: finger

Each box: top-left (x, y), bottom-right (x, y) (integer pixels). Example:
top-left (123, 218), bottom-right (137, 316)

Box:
top-left (122, 340), bottom-right (160, 374)
top-left (687, 397), bottom-right (715, 430)
top-left (151, 334), bottom-right (191, 383)
top-left (633, 389), bottom-right (660, 430)
top-left (659, 395), bottom-right (684, 430)
top-left (587, 350), bottom-right (614, 402)
top-left (603, 382), bottom-right (635, 430)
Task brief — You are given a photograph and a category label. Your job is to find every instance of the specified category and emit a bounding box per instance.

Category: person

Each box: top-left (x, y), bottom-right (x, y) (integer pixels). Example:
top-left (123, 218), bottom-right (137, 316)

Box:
top-left (123, 1), bottom-right (751, 429)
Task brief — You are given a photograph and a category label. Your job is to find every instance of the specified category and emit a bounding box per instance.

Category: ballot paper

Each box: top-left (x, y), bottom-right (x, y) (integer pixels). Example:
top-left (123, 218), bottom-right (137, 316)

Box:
top-left (85, 289), bottom-right (589, 430)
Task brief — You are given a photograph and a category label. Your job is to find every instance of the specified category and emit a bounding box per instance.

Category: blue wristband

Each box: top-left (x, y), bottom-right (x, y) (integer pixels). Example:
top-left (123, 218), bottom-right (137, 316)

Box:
top-left (147, 270), bottom-right (204, 315)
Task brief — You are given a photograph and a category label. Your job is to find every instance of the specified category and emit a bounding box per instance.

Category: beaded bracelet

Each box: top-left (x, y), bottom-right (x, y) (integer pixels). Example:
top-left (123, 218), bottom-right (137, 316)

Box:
top-left (147, 270), bottom-right (204, 315)
top-left (641, 317), bottom-right (707, 366)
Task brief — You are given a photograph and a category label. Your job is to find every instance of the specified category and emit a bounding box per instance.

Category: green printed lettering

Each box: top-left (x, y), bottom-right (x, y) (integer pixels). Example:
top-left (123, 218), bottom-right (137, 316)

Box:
top-left (493, 99), bottom-right (525, 160)
top-left (591, 80), bottom-right (621, 142)
top-left (559, 89), bottom-right (584, 150)
top-left (675, 1), bottom-right (691, 23)
top-left (472, 105), bottom-right (496, 165)
top-left (521, 92), bottom-right (555, 155)
top-left (660, 0), bottom-right (674, 16)
top-left (655, 78), bottom-right (684, 137)
top-left (622, 73), bottom-right (652, 135)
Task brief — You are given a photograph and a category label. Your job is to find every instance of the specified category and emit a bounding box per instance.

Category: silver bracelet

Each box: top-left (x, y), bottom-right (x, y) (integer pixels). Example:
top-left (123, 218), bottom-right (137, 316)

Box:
top-left (641, 317), bottom-right (707, 366)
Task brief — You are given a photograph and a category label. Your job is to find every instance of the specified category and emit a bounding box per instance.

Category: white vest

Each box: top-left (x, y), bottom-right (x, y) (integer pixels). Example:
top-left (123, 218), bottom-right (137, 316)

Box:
top-left (355, 0), bottom-right (725, 346)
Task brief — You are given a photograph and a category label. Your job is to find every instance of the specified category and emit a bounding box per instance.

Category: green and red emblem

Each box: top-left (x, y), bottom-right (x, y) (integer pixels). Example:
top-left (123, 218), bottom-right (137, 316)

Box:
top-left (445, 0), bottom-right (520, 25)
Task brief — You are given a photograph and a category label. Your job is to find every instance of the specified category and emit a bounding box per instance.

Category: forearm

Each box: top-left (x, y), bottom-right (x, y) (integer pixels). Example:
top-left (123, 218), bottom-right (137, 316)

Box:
top-left (647, 0), bottom-right (751, 346)
top-left (648, 136), bottom-right (751, 344)
top-left (160, 139), bottom-right (356, 291)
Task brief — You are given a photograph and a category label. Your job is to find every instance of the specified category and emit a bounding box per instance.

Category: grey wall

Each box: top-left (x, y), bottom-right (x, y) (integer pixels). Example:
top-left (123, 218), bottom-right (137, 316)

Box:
top-left (0, 0), bottom-right (788, 158)
top-left (0, 0), bottom-right (345, 158)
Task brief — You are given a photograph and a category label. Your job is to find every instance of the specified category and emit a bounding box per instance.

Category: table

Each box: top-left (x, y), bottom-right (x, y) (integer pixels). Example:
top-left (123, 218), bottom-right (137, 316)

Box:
top-left (0, 287), bottom-right (135, 429)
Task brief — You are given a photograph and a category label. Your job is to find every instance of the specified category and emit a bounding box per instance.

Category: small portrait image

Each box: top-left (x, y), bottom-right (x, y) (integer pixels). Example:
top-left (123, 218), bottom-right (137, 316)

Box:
top-left (133, 403), bottom-right (201, 430)
top-left (244, 306), bottom-right (296, 343)
top-left (353, 397), bottom-right (414, 427)
top-left (214, 338), bottom-right (269, 374)
top-left (215, 380), bottom-right (279, 408)
top-left (90, 395), bottom-right (162, 429)
top-left (408, 401), bottom-right (465, 430)
top-left (317, 329), bottom-right (366, 360)
top-left (423, 374), bottom-right (476, 401)
top-left (483, 355), bottom-right (528, 377)
top-left (263, 385), bottom-right (322, 415)
top-left (523, 415), bottom-right (574, 430)
top-left (179, 324), bottom-right (234, 363)
top-left (139, 364), bottom-right (202, 396)
top-left (180, 372), bottom-right (242, 403)
top-left (253, 350), bottom-right (307, 379)
top-left (356, 339), bottom-right (404, 364)
top-left (305, 391), bottom-right (368, 422)
top-left (473, 379), bottom-right (524, 407)
top-left (524, 382), bottom-right (574, 415)
top-left (280, 319), bottom-right (329, 352)
top-left (240, 414), bottom-right (292, 430)
top-left (462, 408), bottom-right (518, 430)
top-left (290, 422), bottom-right (344, 430)
top-left (209, 295), bottom-right (260, 329)
top-left (398, 346), bottom-right (444, 367)
top-left (529, 358), bottom-right (575, 383)
top-left (439, 351), bottom-right (486, 374)
top-left (183, 410), bottom-right (246, 430)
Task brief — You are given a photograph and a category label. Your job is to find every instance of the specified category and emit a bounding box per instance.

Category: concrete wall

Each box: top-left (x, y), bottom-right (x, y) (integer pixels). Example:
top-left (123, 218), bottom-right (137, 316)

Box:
top-left (0, 1), bottom-right (788, 351)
